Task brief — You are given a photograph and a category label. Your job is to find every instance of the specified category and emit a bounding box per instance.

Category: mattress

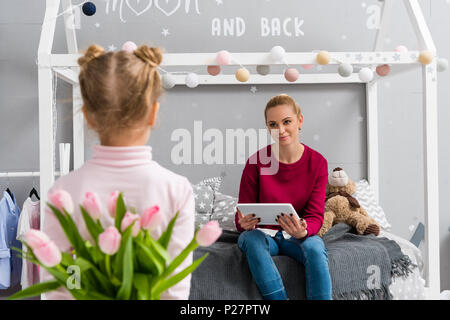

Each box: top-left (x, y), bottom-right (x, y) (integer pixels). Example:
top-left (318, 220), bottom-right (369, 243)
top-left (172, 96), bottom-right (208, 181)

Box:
top-left (189, 229), bottom-right (428, 300)
top-left (378, 230), bottom-right (427, 300)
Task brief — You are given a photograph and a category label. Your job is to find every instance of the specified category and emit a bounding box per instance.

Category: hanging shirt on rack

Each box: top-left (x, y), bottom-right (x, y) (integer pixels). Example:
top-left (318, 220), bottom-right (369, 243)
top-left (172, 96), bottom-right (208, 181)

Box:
top-left (0, 190), bottom-right (22, 289)
top-left (16, 197), bottom-right (40, 289)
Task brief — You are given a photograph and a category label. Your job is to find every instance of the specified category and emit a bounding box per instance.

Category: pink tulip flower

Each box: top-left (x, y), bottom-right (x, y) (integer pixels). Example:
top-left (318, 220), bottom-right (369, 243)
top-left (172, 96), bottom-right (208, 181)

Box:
top-left (83, 192), bottom-right (102, 220)
top-left (48, 189), bottom-right (74, 214)
top-left (24, 229), bottom-right (51, 250)
top-left (120, 211), bottom-right (141, 237)
top-left (196, 221), bottom-right (222, 247)
top-left (98, 226), bottom-right (122, 255)
top-left (140, 205), bottom-right (162, 231)
top-left (33, 241), bottom-right (62, 267)
top-left (108, 191), bottom-right (120, 218)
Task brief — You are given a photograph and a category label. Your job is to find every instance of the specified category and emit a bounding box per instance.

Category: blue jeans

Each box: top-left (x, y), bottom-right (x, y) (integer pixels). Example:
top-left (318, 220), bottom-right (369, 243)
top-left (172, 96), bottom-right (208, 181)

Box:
top-left (238, 229), bottom-right (332, 300)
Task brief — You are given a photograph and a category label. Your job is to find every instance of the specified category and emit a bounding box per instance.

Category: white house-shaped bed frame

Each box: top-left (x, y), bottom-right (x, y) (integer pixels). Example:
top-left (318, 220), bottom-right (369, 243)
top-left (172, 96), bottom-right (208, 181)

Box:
top-left (35, 0), bottom-right (440, 298)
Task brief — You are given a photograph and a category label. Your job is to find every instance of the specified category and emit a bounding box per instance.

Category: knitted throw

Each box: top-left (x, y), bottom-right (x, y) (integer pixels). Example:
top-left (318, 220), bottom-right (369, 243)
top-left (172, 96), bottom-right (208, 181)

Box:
top-left (322, 223), bottom-right (416, 300)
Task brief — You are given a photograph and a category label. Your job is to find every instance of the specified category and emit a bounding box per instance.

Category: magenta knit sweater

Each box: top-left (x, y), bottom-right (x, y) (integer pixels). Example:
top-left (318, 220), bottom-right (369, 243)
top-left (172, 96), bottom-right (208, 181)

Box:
top-left (235, 144), bottom-right (328, 238)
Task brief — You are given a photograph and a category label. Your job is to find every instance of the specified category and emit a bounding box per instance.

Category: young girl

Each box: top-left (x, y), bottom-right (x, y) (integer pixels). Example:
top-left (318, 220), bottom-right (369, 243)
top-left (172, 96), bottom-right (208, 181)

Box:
top-left (42, 44), bottom-right (195, 299)
top-left (235, 94), bottom-right (332, 300)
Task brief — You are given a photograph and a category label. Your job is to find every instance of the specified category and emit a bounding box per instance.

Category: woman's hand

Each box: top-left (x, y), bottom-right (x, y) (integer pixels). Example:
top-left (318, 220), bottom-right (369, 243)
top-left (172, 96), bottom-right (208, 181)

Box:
top-left (237, 208), bottom-right (261, 231)
top-left (276, 213), bottom-right (308, 239)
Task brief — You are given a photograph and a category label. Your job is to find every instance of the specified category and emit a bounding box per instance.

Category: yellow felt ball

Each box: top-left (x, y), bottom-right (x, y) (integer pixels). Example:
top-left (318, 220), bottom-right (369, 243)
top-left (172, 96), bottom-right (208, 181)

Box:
top-left (235, 68), bottom-right (250, 82)
top-left (418, 50), bottom-right (433, 65)
top-left (316, 51), bottom-right (331, 65)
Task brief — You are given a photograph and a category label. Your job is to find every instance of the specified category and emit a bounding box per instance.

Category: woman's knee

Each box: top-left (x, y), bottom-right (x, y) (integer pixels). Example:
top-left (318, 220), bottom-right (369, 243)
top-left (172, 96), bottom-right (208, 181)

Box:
top-left (238, 229), bottom-right (267, 251)
top-left (301, 236), bottom-right (328, 262)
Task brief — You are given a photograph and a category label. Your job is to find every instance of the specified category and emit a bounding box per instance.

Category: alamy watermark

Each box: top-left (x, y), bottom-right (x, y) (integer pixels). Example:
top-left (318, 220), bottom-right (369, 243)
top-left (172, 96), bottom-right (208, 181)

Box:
top-left (170, 121), bottom-right (280, 175)
top-left (366, 265), bottom-right (381, 290)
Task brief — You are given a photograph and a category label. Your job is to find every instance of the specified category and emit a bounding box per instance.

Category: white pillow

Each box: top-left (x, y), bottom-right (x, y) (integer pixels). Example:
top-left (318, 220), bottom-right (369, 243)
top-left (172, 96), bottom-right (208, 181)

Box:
top-left (353, 179), bottom-right (392, 231)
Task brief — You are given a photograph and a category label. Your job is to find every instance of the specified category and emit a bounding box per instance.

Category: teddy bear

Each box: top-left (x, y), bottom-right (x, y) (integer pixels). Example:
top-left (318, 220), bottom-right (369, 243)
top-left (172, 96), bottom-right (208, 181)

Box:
top-left (317, 167), bottom-right (380, 237)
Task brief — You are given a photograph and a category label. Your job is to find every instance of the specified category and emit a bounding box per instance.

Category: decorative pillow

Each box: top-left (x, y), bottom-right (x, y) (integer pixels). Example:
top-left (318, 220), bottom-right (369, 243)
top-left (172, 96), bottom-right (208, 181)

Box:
top-left (192, 184), bottom-right (214, 214)
top-left (353, 179), bottom-right (392, 231)
top-left (211, 192), bottom-right (238, 232)
top-left (195, 213), bottom-right (212, 229)
top-left (198, 176), bottom-right (223, 193)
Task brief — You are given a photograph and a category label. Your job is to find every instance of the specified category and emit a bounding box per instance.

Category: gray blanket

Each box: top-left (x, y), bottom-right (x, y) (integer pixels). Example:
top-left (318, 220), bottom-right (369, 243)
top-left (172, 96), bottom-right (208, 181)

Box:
top-left (189, 223), bottom-right (415, 300)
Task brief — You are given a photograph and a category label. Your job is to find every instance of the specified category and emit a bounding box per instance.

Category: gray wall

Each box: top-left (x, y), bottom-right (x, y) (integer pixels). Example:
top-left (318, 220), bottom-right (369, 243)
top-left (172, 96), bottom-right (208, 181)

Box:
top-left (1, 0), bottom-right (449, 291)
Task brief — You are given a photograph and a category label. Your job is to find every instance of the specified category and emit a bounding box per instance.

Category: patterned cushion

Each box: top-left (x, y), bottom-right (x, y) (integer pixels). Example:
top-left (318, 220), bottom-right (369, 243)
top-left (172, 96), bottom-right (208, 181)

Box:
top-left (192, 184), bottom-right (214, 214)
top-left (198, 176), bottom-right (223, 193)
top-left (211, 192), bottom-right (238, 232)
top-left (353, 179), bottom-right (392, 231)
top-left (192, 176), bottom-right (223, 229)
top-left (195, 213), bottom-right (212, 229)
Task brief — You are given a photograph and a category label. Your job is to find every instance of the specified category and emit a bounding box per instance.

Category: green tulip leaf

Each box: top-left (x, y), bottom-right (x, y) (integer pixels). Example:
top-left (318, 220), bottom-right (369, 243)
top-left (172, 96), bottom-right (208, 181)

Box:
top-left (7, 281), bottom-right (62, 300)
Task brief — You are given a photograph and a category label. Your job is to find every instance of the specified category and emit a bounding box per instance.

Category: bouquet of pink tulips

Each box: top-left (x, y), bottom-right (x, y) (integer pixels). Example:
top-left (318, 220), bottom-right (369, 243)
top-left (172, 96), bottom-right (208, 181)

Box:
top-left (9, 190), bottom-right (222, 300)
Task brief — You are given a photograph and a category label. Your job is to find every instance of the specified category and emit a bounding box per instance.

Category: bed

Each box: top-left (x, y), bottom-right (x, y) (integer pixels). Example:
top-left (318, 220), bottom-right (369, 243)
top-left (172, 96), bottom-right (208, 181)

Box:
top-left (188, 178), bottom-right (428, 300)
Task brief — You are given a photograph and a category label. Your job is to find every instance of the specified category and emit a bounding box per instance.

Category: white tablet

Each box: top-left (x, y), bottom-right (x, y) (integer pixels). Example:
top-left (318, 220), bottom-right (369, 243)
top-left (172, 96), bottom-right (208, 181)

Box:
top-left (236, 203), bottom-right (300, 225)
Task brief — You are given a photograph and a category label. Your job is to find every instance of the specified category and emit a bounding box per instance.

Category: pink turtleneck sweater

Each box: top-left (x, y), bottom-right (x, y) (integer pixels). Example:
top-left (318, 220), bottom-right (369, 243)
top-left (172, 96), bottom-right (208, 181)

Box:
top-left (42, 145), bottom-right (195, 300)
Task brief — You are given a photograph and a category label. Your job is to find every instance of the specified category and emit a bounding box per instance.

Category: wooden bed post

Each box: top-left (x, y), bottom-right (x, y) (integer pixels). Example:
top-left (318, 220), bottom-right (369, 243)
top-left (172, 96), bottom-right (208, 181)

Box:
top-left (403, 0), bottom-right (440, 299)
top-left (37, 0), bottom-right (60, 300)
top-left (366, 81), bottom-right (379, 203)
top-left (61, 0), bottom-right (84, 170)
top-left (38, 0), bottom-right (60, 230)
top-left (422, 61), bottom-right (440, 300)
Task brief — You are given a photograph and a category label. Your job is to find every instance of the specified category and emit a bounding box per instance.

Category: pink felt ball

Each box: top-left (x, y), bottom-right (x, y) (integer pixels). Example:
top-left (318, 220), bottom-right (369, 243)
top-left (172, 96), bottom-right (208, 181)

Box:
top-left (394, 45), bottom-right (408, 53)
top-left (122, 41), bottom-right (137, 53)
top-left (376, 64), bottom-right (390, 77)
top-left (284, 68), bottom-right (299, 82)
top-left (207, 65), bottom-right (221, 76)
top-left (301, 64), bottom-right (314, 70)
top-left (216, 50), bottom-right (231, 66)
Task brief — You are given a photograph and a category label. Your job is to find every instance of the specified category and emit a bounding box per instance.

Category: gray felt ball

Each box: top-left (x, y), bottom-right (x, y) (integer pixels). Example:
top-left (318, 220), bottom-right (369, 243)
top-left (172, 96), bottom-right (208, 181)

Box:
top-left (338, 63), bottom-right (353, 77)
top-left (256, 65), bottom-right (270, 76)
top-left (162, 73), bottom-right (176, 89)
top-left (437, 58), bottom-right (448, 72)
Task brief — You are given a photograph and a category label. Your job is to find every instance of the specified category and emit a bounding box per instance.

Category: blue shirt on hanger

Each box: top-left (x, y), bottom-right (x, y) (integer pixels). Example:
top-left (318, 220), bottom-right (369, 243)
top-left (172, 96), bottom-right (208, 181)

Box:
top-left (0, 190), bottom-right (22, 289)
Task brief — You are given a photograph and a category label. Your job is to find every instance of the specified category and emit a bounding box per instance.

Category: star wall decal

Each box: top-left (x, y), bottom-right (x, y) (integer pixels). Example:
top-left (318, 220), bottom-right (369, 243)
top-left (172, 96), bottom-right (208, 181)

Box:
top-left (161, 28), bottom-right (170, 37)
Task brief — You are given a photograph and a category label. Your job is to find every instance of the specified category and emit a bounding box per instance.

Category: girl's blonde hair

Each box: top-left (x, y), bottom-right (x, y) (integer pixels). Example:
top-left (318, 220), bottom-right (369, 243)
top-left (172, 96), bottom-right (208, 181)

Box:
top-left (264, 94), bottom-right (301, 121)
top-left (77, 44), bottom-right (163, 137)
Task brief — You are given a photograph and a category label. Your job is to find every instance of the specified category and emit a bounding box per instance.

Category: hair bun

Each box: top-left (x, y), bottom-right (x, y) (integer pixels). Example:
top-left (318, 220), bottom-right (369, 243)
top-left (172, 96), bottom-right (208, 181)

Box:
top-left (78, 44), bottom-right (105, 67)
top-left (134, 45), bottom-right (163, 68)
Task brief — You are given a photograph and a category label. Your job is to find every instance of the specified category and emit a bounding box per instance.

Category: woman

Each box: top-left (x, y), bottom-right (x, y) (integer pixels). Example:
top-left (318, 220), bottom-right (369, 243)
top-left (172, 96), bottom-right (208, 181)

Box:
top-left (235, 94), bottom-right (332, 300)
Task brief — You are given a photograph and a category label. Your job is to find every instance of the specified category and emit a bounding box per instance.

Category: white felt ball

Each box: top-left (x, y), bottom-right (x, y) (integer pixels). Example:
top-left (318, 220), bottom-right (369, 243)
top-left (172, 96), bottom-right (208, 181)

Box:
top-left (256, 65), bottom-right (270, 76)
top-left (359, 68), bottom-right (374, 82)
top-left (338, 63), bottom-right (353, 77)
top-left (270, 46), bottom-right (286, 61)
top-left (437, 58), bottom-right (448, 72)
top-left (162, 73), bottom-right (176, 89)
top-left (185, 73), bottom-right (199, 88)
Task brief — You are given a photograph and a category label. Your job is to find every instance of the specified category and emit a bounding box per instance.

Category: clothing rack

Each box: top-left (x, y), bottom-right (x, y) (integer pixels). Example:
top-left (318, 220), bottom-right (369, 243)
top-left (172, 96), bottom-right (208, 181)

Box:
top-left (36, 0), bottom-right (441, 298)
top-left (0, 143), bottom-right (70, 179)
